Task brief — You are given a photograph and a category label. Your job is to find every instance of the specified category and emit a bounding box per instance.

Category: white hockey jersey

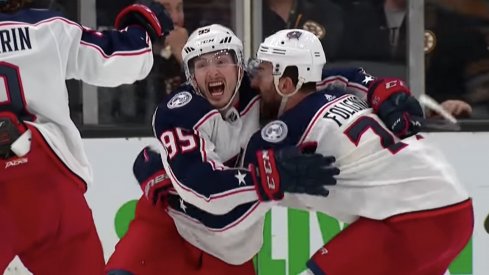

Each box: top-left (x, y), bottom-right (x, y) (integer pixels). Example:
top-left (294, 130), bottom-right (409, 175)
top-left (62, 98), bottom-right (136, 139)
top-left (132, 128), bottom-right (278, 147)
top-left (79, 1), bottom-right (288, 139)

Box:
top-left (154, 67), bottom-right (468, 264)
top-left (153, 68), bottom-right (387, 264)
top-left (152, 78), bottom-right (273, 264)
top-left (242, 89), bottom-right (468, 223)
top-left (0, 9), bottom-right (154, 186)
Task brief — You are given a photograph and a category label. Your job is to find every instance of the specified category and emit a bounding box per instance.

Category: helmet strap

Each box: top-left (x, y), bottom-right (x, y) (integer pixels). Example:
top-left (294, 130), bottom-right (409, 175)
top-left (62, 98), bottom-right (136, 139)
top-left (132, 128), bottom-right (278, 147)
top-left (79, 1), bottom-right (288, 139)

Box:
top-left (218, 65), bottom-right (243, 112)
top-left (273, 75), bottom-right (304, 117)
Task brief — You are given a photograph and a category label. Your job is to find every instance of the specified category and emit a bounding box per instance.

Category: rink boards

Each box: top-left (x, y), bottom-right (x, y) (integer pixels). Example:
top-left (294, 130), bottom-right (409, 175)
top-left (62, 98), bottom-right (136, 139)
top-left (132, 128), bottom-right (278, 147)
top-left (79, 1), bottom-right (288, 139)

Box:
top-left (5, 133), bottom-right (488, 274)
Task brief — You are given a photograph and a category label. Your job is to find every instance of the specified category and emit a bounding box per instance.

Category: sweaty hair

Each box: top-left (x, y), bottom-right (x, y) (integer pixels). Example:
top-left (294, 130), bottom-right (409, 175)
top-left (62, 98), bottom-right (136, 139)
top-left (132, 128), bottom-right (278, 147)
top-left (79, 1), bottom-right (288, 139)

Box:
top-left (281, 66), bottom-right (317, 93)
top-left (0, 0), bottom-right (32, 13)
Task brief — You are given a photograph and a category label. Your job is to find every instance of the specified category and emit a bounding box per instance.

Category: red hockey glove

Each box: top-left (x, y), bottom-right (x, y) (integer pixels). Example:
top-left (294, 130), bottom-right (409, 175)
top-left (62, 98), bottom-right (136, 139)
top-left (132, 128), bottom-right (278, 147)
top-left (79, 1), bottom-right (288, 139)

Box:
top-left (133, 146), bottom-right (172, 205)
top-left (368, 78), bottom-right (424, 138)
top-left (115, 0), bottom-right (174, 43)
top-left (249, 145), bottom-right (339, 201)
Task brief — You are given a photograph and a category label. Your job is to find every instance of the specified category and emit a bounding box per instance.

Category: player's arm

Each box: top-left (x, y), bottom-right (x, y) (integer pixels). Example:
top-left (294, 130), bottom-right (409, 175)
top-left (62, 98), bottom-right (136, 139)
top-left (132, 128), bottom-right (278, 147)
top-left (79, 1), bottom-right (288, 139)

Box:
top-left (133, 146), bottom-right (173, 205)
top-left (153, 94), bottom-right (335, 215)
top-left (318, 67), bottom-right (423, 138)
top-left (61, 1), bottom-right (173, 87)
top-left (167, 190), bottom-right (272, 237)
top-left (132, 143), bottom-right (272, 236)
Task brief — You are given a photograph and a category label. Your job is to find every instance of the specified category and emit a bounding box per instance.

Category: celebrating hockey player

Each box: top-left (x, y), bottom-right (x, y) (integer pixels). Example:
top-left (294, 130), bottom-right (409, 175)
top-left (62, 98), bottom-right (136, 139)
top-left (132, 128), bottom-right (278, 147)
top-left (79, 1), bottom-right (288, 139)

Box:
top-left (106, 24), bottom-right (337, 275)
top-left (242, 29), bottom-right (473, 275)
top-left (0, 0), bottom-right (173, 274)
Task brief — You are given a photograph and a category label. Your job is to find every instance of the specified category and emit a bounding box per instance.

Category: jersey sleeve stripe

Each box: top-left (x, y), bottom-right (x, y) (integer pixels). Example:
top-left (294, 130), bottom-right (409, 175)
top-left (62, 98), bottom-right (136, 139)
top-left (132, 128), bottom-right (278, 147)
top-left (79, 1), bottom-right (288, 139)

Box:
top-left (167, 194), bottom-right (261, 232)
top-left (298, 94), bottom-right (350, 144)
top-left (166, 164), bottom-right (256, 201)
top-left (240, 95), bottom-right (260, 116)
top-left (79, 40), bottom-right (151, 58)
top-left (194, 109), bottom-right (220, 130)
top-left (80, 27), bottom-right (151, 57)
top-left (317, 75), bottom-right (368, 94)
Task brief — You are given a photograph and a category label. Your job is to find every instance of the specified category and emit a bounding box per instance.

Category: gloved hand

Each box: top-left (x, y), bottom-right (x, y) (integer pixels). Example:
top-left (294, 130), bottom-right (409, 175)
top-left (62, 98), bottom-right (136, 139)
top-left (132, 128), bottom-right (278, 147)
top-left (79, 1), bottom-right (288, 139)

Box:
top-left (133, 146), bottom-right (172, 205)
top-left (115, 0), bottom-right (174, 43)
top-left (367, 78), bottom-right (424, 138)
top-left (249, 144), bottom-right (339, 201)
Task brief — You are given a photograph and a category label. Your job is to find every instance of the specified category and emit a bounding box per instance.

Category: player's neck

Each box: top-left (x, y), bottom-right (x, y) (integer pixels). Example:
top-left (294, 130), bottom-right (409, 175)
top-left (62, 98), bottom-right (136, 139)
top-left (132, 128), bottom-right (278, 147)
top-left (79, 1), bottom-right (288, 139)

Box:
top-left (283, 91), bottom-right (312, 113)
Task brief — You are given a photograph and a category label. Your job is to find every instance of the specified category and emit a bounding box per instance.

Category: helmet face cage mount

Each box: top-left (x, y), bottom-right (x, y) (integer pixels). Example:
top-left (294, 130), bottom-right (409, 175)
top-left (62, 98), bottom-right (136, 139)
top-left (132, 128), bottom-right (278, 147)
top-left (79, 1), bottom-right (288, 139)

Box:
top-left (182, 24), bottom-right (244, 110)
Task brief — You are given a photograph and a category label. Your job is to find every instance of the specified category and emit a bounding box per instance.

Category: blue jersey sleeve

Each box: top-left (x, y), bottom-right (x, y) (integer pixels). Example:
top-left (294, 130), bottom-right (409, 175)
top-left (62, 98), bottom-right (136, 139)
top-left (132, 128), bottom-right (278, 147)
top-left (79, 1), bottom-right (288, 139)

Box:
top-left (153, 86), bottom-right (262, 215)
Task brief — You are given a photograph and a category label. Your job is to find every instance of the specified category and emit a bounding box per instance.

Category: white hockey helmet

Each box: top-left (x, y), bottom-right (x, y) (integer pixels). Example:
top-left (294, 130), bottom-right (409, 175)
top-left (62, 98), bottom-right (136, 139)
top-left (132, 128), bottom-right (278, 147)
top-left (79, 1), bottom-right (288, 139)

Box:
top-left (182, 24), bottom-right (244, 110)
top-left (257, 29), bottom-right (326, 95)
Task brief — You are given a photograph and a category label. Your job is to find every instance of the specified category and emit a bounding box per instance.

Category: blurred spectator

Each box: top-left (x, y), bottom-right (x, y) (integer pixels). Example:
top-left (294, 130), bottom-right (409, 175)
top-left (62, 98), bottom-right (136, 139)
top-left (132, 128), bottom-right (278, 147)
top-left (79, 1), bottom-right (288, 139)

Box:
top-left (425, 0), bottom-right (489, 117)
top-left (159, 0), bottom-right (187, 65)
top-left (31, 0), bottom-right (77, 20)
top-left (337, 0), bottom-right (407, 63)
top-left (95, 0), bottom-right (188, 124)
top-left (262, 0), bottom-right (345, 61)
top-left (97, 0), bottom-right (133, 26)
top-left (96, 0), bottom-right (235, 124)
top-left (133, 0), bottom-right (188, 122)
top-left (339, 0), bottom-right (486, 118)
top-left (184, 0), bottom-right (232, 33)
top-left (427, 100), bottom-right (473, 118)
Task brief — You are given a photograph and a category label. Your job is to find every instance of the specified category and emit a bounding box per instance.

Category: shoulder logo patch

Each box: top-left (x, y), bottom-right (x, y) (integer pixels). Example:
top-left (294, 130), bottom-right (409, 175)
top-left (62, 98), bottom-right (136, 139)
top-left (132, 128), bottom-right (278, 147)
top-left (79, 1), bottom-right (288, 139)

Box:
top-left (167, 91), bottom-right (192, 109)
top-left (261, 120), bottom-right (288, 143)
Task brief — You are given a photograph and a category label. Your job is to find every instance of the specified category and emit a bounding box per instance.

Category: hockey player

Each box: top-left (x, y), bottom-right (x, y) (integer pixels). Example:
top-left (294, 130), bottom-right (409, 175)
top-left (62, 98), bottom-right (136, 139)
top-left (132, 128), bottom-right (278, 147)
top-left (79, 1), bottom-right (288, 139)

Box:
top-left (242, 29), bottom-right (473, 275)
top-left (0, 0), bottom-right (173, 274)
top-left (106, 24), bottom-right (337, 275)
top-left (110, 24), bottom-right (428, 274)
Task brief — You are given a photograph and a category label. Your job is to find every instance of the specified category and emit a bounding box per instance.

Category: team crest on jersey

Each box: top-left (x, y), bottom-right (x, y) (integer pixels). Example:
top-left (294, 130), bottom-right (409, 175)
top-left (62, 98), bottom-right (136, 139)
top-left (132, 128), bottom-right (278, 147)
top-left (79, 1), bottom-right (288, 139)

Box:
top-left (167, 91), bottom-right (192, 109)
top-left (261, 120), bottom-right (288, 143)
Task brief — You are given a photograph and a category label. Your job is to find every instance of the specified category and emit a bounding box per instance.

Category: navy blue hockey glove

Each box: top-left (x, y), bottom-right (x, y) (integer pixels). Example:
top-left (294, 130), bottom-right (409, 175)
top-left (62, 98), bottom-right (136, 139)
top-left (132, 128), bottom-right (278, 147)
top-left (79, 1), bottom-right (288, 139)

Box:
top-left (249, 144), bottom-right (339, 201)
top-left (115, 0), bottom-right (174, 43)
top-left (133, 146), bottom-right (172, 205)
top-left (368, 78), bottom-right (424, 138)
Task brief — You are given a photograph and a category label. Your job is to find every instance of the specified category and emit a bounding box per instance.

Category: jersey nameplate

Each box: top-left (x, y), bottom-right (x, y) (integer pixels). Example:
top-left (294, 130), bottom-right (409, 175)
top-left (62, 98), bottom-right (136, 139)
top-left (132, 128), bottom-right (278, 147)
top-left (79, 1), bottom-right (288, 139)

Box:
top-left (323, 95), bottom-right (369, 127)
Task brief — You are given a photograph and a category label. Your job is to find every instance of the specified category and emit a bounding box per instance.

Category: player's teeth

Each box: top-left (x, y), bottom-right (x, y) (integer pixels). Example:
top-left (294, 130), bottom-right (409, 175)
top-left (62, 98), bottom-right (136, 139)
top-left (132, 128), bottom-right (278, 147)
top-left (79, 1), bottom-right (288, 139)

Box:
top-left (209, 81), bottom-right (223, 87)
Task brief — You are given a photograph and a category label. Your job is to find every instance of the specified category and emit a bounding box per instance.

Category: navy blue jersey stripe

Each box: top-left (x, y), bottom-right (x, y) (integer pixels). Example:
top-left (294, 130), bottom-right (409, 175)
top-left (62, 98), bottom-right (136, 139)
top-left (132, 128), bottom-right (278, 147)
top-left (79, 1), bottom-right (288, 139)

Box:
top-left (0, 9), bottom-right (63, 24)
top-left (318, 67), bottom-right (373, 94)
top-left (0, 9), bottom-right (151, 57)
top-left (165, 131), bottom-right (255, 199)
top-left (243, 89), bottom-right (349, 166)
top-left (168, 193), bottom-right (258, 231)
top-left (80, 26), bottom-right (149, 56)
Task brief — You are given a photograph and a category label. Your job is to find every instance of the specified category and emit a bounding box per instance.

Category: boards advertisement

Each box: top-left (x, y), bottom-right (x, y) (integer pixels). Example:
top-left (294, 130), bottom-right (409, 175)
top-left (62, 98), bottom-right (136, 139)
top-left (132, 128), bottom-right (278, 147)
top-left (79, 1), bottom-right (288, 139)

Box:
top-left (5, 133), bottom-right (489, 274)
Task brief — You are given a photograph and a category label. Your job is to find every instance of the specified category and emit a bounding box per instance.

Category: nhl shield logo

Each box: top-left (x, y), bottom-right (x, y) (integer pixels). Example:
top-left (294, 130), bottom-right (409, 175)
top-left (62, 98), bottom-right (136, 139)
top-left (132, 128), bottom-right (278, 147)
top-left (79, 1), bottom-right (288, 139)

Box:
top-left (286, 30), bottom-right (302, 40)
top-left (167, 91), bottom-right (192, 109)
top-left (261, 120), bottom-right (288, 143)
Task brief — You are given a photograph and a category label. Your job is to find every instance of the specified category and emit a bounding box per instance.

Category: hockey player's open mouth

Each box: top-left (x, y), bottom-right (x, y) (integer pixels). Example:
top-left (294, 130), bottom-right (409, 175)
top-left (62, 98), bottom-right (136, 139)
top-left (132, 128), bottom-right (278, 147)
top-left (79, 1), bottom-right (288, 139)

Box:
top-left (208, 81), bottom-right (225, 98)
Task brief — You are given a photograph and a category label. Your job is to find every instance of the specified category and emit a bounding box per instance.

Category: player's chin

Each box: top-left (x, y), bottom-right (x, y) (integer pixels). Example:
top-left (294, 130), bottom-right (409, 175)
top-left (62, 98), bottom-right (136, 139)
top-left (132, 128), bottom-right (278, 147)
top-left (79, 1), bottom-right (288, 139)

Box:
top-left (207, 97), bottom-right (228, 109)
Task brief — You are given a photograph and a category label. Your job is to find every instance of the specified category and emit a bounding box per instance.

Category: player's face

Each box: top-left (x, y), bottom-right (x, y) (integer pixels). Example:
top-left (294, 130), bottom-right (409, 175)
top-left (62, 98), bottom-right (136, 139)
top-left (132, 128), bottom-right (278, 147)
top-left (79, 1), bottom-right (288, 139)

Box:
top-left (158, 0), bottom-right (184, 27)
top-left (255, 61), bottom-right (282, 119)
top-left (192, 50), bottom-right (239, 109)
